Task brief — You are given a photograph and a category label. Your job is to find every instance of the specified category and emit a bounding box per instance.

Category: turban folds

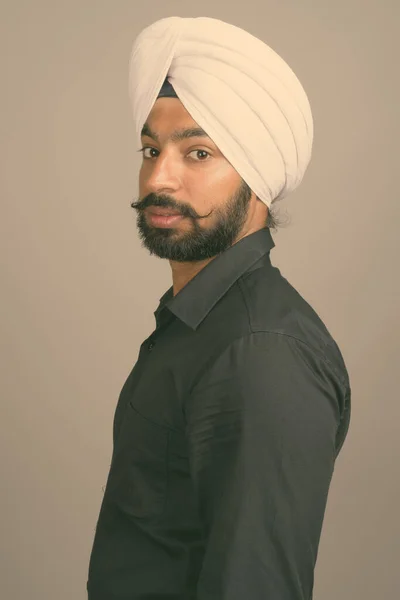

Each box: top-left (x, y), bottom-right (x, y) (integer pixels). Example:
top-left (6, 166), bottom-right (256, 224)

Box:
top-left (128, 16), bottom-right (313, 207)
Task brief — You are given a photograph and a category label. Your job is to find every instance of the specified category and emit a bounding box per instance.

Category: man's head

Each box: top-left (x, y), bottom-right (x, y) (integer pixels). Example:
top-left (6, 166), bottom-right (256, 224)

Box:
top-left (131, 96), bottom-right (271, 261)
top-left (129, 16), bottom-right (313, 261)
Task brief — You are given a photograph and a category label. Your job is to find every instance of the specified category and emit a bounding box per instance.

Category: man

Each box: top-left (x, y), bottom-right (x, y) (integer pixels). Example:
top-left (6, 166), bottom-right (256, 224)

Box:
top-left (87, 16), bottom-right (351, 600)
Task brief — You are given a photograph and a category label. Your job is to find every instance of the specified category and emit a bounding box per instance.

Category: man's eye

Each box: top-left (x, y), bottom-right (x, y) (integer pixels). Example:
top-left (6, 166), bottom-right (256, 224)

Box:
top-left (188, 149), bottom-right (210, 161)
top-left (139, 146), bottom-right (158, 159)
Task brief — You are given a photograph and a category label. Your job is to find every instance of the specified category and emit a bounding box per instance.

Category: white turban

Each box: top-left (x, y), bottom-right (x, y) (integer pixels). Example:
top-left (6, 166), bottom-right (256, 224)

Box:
top-left (128, 16), bottom-right (313, 208)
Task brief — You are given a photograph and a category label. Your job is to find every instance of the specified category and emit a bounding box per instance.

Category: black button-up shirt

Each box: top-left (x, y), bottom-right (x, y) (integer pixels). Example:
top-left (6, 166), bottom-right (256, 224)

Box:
top-left (87, 227), bottom-right (351, 600)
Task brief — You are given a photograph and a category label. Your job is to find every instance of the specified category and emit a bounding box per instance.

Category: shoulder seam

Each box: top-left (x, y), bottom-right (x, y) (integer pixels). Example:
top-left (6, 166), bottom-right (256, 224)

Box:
top-left (237, 278), bottom-right (348, 389)
top-left (248, 330), bottom-right (349, 391)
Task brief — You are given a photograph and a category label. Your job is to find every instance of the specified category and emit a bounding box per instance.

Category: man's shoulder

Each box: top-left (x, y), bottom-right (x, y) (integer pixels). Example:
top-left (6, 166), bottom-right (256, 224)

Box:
top-left (236, 264), bottom-right (348, 380)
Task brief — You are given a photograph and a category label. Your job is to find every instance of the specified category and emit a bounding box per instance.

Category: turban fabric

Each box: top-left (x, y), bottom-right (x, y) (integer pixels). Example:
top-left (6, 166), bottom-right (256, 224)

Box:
top-left (128, 16), bottom-right (314, 208)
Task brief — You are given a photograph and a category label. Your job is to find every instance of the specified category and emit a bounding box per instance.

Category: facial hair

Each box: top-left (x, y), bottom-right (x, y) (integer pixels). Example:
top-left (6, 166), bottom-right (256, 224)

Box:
top-left (130, 180), bottom-right (252, 262)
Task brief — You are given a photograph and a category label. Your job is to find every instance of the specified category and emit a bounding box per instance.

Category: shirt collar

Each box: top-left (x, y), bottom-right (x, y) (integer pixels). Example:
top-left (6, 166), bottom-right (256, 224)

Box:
top-left (154, 227), bottom-right (275, 331)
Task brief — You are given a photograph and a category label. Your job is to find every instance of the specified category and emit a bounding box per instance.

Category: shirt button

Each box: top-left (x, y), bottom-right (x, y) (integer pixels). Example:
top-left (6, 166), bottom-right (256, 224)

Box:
top-left (148, 341), bottom-right (155, 351)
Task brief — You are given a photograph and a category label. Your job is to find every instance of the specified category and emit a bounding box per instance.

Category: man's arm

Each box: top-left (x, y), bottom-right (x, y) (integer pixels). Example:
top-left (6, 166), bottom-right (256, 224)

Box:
top-left (184, 331), bottom-right (346, 600)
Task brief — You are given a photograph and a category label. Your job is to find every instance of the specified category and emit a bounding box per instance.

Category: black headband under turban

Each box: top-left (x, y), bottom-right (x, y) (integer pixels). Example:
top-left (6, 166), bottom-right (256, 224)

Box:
top-left (157, 77), bottom-right (178, 99)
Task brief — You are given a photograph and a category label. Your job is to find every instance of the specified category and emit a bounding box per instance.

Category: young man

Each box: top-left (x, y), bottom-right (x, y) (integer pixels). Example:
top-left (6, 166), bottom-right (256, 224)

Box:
top-left (87, 16), bottom-right (351, 600)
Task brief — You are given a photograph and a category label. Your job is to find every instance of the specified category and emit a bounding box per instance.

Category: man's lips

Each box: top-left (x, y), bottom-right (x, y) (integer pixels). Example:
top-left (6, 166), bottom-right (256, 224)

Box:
top-left (146, 207), bottom-right (182, 217)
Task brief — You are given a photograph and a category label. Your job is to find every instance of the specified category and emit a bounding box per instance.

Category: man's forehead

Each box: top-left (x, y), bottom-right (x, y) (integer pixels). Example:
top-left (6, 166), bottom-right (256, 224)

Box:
top-left (141, 103), bottom-right (213, 144)
top-left (141, 121), bottom-right (212, 144)
top-left (150, 96), bottom-right (191, 118)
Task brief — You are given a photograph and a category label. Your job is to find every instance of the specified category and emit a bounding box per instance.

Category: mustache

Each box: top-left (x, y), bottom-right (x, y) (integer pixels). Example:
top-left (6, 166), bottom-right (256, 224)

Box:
top-left (130, 194), bottom-right (213, 220)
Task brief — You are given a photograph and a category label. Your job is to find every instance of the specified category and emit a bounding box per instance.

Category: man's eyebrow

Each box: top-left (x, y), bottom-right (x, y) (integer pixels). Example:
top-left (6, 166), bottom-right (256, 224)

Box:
top-left (141, 122), bottom-right (211, 143)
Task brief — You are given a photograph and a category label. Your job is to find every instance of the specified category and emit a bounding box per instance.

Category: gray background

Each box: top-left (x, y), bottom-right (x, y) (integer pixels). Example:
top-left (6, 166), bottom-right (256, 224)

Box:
top-left (1, 1), bottom-right (399, 598)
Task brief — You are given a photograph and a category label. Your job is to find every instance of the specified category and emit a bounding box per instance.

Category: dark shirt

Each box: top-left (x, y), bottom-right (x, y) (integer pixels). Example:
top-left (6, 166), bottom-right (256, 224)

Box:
top-left (87, 227), bottom-right (351, 600)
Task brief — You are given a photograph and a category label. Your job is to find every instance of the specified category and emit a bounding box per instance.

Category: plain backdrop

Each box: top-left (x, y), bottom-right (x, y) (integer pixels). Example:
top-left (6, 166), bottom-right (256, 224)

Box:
top-left (1, 1), bottom-right (399, 599)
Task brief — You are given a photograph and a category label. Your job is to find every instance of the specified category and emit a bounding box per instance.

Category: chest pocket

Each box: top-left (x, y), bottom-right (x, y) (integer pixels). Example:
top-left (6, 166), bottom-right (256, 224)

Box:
top-left (105, 401), bottom-right (170, 519)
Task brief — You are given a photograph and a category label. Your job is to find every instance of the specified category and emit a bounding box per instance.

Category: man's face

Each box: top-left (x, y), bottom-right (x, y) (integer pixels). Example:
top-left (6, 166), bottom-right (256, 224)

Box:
top-left (131, 98), bottom-right (254, 262)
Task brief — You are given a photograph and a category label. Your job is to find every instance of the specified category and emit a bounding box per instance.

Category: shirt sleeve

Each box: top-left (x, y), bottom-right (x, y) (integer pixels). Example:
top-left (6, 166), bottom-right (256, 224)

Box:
top-left (184, 331), bottom-right (347, 600)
